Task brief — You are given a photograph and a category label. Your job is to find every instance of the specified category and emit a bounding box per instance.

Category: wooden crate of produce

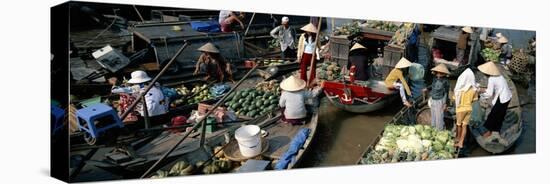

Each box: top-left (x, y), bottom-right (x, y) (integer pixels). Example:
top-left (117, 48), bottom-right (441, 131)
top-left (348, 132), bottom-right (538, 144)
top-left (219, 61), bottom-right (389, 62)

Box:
top-left (329, 35), bottom-right (351, 67)
top-left (383, 45), bottom-right (405, 67)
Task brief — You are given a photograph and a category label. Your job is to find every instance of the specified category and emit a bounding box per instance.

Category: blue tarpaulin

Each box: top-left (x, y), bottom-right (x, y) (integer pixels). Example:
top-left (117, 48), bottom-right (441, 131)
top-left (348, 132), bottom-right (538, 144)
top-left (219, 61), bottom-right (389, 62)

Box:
top-left (274, 128), bottom-right (311, 170)
top-left (190, 20), bottom-right (221, 33)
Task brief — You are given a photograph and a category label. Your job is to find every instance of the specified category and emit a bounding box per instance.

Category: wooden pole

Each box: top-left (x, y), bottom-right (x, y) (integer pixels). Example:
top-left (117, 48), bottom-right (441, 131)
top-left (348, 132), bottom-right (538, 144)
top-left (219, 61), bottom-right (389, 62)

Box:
top-left (119, 42), bottom-right (189, 120)
top-left (133, 5), bottom-right (145, 22)
top-left (308, 17), bottom-right (323, 86)
top-left (244, 13), bottom-right (256, 37)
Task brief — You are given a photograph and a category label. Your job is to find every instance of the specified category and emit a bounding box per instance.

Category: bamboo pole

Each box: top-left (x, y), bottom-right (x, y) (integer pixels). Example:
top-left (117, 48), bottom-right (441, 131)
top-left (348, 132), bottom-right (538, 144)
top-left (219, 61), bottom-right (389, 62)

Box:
top-left (308, 17), bottom-right (323, 86)
top-left (119, 42), bottom-right (189, 120)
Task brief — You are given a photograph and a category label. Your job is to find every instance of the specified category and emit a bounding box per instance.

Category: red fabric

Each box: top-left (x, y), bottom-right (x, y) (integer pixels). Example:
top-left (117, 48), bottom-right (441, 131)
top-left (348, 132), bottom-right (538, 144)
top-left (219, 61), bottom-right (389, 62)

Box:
top-left (432, 48), bottom-right (442, 59)
top-left (118, 94), bottom-right (138, 123)
top-left (220, 20), bottom-right (232, 32)
top-left (300, 53), bottom-right (316, 84)
top-left (170, 116), bottom-right (188, 133)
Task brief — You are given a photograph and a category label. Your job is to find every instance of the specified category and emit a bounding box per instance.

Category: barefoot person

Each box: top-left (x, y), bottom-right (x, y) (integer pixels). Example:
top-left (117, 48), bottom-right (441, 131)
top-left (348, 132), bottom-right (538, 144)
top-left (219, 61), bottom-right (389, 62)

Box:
top-left (193, 42), bottom-right (235, 83)
top-left (453, 68), bottom-right (478, 148)
top-left (297, 23), bottom-right (321, 84)
top-left (478, 62), bottom-right (512, 145)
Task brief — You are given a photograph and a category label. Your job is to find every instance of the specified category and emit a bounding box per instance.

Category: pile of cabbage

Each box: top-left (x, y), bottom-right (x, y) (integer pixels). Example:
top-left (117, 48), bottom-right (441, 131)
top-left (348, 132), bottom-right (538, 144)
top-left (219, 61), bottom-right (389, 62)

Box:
top-left (360, 124), bottom-right (456, 164)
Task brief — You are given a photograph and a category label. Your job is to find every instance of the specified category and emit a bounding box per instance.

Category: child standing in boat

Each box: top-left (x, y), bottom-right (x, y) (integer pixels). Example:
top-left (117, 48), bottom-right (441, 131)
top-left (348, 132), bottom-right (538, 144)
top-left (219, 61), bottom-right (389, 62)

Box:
top-left (453, 68), bottom-right (478, 148)
top-left (424, 64), bottom-right (450, 131)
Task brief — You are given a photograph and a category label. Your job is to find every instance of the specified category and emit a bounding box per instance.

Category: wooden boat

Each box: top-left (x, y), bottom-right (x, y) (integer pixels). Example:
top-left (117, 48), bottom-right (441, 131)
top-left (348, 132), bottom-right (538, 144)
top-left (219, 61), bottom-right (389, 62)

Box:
top-left (323, 80), bottom-right (398, 113)
top-left (145, 111), bottom-right (319, 178)
top-left (411, 64), bottom-right (522, 154)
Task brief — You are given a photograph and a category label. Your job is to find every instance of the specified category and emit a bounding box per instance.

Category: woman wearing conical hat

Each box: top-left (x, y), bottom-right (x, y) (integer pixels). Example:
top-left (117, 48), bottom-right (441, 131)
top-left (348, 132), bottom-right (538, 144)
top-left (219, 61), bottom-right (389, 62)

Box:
top-left (478, 62), bottom-right (512, 145)
top-left (384, 57), bottom-right (413, 107)
top-left (278, 75), bottom-right (323, 125)
top-left (347, 43), bottom-right (371, 81)
top-left (423, 64), bottom-right (451, 131)
top-left (109, 70), bottom-right (169, 118)
top-left (497, 36), bottom-right (513, 66)
top-left (297, 23), bottom-right (321, 84)
top-left (194, 42), bottom-right (235, 83)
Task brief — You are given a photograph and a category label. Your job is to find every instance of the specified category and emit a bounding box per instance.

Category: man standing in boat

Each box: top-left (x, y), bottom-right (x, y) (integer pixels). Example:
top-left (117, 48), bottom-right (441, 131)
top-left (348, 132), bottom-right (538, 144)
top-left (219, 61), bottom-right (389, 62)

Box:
top-left (270, 16), bottom-right (297, 59)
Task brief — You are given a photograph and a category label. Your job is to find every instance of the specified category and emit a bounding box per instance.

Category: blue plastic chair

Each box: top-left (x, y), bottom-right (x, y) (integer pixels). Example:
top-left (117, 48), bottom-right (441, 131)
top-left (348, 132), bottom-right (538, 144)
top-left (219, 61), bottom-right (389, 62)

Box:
top-left (75, 103), bottom-right (124, 138)
top-left (51, 104), bottom-right (65, 135)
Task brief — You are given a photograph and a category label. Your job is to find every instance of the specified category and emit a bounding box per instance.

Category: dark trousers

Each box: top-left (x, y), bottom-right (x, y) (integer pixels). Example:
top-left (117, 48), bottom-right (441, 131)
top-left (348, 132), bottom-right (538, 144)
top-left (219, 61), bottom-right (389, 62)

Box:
top-left (281, 48), bottom-right (296, 59)
top-left (484, 97), bottom-right (510, 132)
top-left (300, 53), bottom-right (316, 84)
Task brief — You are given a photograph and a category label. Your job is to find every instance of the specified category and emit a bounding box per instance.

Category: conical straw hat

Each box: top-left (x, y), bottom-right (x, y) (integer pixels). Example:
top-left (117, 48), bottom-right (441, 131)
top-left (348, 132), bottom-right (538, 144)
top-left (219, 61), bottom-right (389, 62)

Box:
top-left (280, 75), bottom-right (306, 91)
top-left (431, 63), bottom-right (450, 75)
top-left (350, 43), bottom-right (366, 51)
top-left (300, 23), bottom-right (318, 33)
top-left (197, 42), bottom-right (220, 53)
top-left (478, 61), bottom-right (501, 76)
top-left (394, 57), bottom-right (412, 69)
top-left (462, 26), bottom-right (473, 33)
top-left (497, 36), bottom-right (508, 43)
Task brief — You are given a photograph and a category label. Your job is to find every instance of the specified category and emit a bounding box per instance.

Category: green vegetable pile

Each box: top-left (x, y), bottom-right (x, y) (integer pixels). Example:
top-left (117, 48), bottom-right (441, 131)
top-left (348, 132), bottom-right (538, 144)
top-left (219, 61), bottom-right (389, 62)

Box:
top-left (171, 84), bottom-right (215, 106)
top-left (224, 88), bottom-right (280, 118)
top-left (334, 21), bottom-right (362, 36)
top-left (481, 48), bottom-right (500, 62)
top-left (360, 124), bottom-right (456, 164)
top-left (317, 62), bottom-right (341, 81)
top-left (365, 21), bottom-right (401, 32)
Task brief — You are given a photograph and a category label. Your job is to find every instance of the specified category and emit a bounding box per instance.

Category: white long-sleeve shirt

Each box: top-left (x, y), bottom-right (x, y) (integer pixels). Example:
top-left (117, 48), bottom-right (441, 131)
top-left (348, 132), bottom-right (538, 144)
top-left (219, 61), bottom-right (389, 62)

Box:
top-left (481, 75), bottom-right (512, 105)
top-left (279, 87), bottom-right (322, 119)
top-left (111, 83), bottom-right (169, 117)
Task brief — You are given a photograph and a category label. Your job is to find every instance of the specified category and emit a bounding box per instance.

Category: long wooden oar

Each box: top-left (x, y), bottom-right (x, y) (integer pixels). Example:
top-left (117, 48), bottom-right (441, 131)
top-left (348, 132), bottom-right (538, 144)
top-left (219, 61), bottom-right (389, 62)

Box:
top-left (140, 64), bottom-right (259, 178)
top-left (308, 17), bottom-right (323, 87)
top-left (119, 42), bottom-right (189, 121)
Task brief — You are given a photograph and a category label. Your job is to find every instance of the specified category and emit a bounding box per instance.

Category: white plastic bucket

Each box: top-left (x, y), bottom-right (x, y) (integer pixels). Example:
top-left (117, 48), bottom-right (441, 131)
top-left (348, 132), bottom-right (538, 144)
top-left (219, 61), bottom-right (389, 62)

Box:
top-left (234, 125), bottom-right (262, 157)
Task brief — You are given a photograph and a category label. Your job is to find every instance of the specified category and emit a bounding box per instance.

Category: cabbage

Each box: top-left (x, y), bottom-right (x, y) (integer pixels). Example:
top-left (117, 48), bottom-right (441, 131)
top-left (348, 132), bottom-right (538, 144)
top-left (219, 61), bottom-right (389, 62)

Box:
top-left (432, 141), bottom-right (443, 152)
top-left (421, 140), bottom-right (432, 149)
top-left (436, 132), bottom-right (449, 143)
top-left (414, 124), bottom-right (424, 133)
top-left (420, 130), bottom-right (431, 139)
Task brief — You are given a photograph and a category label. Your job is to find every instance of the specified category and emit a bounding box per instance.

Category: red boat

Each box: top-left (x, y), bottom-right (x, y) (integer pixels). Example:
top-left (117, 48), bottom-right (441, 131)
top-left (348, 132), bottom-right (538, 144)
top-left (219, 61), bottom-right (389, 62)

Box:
top-left (322, 79), bottom-right (398, 113)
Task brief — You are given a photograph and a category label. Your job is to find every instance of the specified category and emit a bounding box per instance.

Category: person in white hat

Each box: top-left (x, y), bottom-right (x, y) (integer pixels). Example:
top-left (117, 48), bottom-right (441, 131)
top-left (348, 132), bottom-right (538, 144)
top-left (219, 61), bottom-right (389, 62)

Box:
top-left (109, 70), bottom-right (169, 118)
top-left (218, 10), bottom-right (245, 32)
top-left (455, 26), bottom-right (473, 64)
top-left (497, 36), bottom-right (513, 65)
top-left (453, 68), bottom-right (478, 148)
top-left (384, 57), bottom-right (413, 107)
top-left (297, 23), bottom-right (321, 84)
top-left (347, 43), bottom-right (370, 81)
top-left (194, 42), bottom-right (235, 83)
top-left (270, 16), bottom-right (297, 59)
top-left (477, 62), bottom-right (512, 145)
top-left (422, 64), bottom-right (450, 131)
top-left (278, 75), bottom-right (323, 124)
